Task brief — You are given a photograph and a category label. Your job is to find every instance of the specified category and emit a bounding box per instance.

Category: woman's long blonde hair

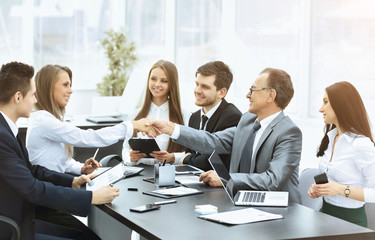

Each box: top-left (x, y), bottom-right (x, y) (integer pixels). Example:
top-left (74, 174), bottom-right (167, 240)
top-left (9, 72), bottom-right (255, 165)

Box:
top-left (34, 65), bottom-right (74, 158)
top-left (134, 60), bottom-right (185, 153)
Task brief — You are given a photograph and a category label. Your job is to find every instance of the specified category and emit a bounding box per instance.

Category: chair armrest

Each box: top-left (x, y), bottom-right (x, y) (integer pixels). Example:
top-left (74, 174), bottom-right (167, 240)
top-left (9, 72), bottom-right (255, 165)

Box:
top-left (99, 154), bottom-right (123, 167)
top-left (0, 215), bottom-right (20, 240)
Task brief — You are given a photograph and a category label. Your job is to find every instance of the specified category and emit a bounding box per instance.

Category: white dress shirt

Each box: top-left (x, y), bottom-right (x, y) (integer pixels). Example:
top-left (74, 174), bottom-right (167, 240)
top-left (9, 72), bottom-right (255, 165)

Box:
top-left (319, 128), bottom-right (375, 208)
top-left (122, 101), bottom-right (190, 165)
top-left (199, 100), bottom-right (222, 130)
top-left (0, 111), bottom-right (18, 137)
top-left (26, 110), bottom-right (133, 175)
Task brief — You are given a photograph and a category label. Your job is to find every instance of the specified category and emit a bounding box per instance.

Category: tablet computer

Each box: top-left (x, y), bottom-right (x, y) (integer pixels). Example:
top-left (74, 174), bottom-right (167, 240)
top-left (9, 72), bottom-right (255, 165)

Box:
top-left (128, 138), bottom-right (161, 158)
top-left (86, 163), bottom-right (125, 191)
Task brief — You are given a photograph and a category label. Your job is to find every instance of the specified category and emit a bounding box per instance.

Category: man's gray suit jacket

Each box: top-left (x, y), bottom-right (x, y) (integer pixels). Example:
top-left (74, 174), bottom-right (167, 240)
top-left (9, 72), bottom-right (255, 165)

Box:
top-left (175, 111), bottom-right (302, 203)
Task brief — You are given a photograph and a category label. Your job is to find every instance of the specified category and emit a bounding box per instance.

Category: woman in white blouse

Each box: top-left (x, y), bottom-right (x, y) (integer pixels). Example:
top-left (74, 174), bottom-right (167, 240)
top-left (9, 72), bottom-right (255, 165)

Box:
top-left (122, 60), bottom-right (190, 165)
top-left (308, 81), bottom-right (375, 227)
top-left (26, 64), bottom-right (152, 238)
top-left (26, 65), bottom-right (147, 175)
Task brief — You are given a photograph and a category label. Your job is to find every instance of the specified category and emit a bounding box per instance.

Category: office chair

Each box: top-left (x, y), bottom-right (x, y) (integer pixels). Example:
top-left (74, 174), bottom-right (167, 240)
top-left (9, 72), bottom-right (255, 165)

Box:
top-left (0, 215), bottom-right (20, 240)
top-left (298, 168), bottom-right (323, 211)
top-left (99, 154), bottom-right (123, 167)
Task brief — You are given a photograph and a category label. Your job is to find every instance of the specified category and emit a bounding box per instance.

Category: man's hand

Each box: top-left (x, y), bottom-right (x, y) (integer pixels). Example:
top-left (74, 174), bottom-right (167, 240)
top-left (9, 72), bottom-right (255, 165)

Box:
top-left (81, 157), bottom-right (102, 174)
top-left (199, 170), bottom-right (223, 187)
top-left (92, 185), bottom-right (120, 205)
top-left (146, 119), bottom-right (175, 136)
top-left (133, 118), bottom-right (159, 138)
top-left (72, 173), bottom-right (97, 189)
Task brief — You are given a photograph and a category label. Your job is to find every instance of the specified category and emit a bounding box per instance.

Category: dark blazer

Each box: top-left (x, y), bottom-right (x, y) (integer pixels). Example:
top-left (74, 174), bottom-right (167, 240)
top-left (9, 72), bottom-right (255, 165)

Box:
top-left (183, 99), bottom-right (242, 171)
top-left (0, 113), bottom-right (92, 240)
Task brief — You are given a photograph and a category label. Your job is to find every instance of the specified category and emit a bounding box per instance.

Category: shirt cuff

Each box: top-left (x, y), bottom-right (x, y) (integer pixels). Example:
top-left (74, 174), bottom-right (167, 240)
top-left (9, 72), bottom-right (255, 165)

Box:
top-left (124, 121), bottom-right (134, 141)
top-left (170, 124), bottom-right (181, 140)
top-left (173, 152), bottom-right (184, 165)
top-left (66, 160), bottom-right (84, 175)
top-left (364, 188), bottom-right (375, 202)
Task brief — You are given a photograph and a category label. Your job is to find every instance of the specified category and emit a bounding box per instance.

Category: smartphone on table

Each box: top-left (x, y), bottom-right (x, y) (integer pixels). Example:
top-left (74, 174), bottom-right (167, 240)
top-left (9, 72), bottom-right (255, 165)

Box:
top-left (130, 204), bottom-right (160, 213)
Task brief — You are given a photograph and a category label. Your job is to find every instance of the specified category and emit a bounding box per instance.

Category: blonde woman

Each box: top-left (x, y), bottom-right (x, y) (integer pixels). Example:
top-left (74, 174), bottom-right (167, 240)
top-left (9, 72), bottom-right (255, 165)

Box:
top-left (26, 64), bottom-right (149, 175)
top-left (26, 64), bottom-right (152, 238)
top-left (122, 60), bottom-right (190, 165)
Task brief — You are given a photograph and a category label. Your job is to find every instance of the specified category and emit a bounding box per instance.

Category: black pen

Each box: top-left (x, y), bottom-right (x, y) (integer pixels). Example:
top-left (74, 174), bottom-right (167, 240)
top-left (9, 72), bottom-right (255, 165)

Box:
top-left (162, 159), bottom-right (166, 166)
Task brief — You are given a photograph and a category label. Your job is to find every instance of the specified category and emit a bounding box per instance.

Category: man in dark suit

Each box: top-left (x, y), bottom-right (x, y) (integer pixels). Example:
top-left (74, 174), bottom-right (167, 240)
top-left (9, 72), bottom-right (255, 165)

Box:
top-left (148, 68), bottom-right (302, 203)
top-left (0, 62), bottom-right (152, 240)
top-left (181, 61), bottom-right (241, 171)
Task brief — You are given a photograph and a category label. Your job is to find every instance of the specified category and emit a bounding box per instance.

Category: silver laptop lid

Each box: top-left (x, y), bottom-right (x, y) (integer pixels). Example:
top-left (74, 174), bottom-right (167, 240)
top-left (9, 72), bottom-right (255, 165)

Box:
top-left (208, 151), bottom-right (235, 204)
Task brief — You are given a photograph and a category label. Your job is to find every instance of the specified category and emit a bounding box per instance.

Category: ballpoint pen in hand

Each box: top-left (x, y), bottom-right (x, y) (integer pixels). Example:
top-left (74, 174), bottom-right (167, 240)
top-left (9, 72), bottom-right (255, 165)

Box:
top-left (162, 159), bottom-right (166, 166)
top-left (93, 148), bottom-right (100, 159)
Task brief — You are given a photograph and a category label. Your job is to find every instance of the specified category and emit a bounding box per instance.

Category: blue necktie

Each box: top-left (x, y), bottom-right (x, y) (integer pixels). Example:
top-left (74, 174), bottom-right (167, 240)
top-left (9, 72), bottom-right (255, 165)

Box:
top-left (239, 121), bottom-right (261, 173)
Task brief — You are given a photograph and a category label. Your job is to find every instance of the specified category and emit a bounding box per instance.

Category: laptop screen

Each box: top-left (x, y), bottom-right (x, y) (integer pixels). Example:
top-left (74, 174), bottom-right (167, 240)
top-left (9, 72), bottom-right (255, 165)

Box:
top-left (208, 151), bottom-right (231, 184)
top-left (208, 151), bottom-right (235, 203)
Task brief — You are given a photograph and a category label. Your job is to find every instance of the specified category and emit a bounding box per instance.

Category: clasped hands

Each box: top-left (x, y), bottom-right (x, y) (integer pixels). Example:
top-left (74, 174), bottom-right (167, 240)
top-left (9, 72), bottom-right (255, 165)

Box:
top-left (132, 118), bottom-right (175, 138)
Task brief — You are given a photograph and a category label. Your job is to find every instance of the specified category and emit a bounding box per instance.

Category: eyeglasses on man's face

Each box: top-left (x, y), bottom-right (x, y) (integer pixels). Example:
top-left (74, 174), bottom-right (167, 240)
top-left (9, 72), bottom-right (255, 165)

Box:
top-left (248, 87), bottom-right (272, 95)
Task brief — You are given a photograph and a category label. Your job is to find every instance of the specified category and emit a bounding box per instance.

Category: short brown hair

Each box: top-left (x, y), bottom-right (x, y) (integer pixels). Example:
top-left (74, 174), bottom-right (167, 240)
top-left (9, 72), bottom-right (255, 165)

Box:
top-left (196, 61), bottom-right (233, 93)
top-left (261, 68), bottom-right (293, 109)
top-left (0, 61), bottom-right (34, 104)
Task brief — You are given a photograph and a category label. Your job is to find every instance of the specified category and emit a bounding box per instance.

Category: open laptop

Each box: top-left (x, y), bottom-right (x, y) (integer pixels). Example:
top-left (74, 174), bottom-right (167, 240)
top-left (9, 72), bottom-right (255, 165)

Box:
top-left (208, 151), bottom-right (288, 207)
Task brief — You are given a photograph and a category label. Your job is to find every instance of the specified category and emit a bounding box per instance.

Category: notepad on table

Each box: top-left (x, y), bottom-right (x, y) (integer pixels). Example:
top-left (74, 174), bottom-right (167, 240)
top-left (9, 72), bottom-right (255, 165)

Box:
top-left (198, 208), bottom-right (283, 225)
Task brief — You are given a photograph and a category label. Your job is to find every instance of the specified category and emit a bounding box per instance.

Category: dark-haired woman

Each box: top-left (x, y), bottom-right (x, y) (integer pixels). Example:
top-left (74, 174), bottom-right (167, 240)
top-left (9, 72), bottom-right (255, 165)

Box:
top-left (308, 81), bottom-right (375, 227)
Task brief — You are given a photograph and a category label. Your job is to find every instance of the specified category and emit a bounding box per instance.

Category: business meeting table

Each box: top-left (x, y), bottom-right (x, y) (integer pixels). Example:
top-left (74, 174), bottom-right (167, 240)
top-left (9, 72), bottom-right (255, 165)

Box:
top-left (88, 165), bottom-right (375, 240)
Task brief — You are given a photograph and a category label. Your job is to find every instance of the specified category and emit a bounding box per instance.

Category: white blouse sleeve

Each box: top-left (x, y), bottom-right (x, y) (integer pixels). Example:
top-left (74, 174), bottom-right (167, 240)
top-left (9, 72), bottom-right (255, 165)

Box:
top-left (65, 157), bottom-right (84, 175)
top-left (42, 114), bottom-right (133, 147)
top-left (353, 137), bottom-right (375, 202)
top-left (364, 188), bottom-right (375, 202)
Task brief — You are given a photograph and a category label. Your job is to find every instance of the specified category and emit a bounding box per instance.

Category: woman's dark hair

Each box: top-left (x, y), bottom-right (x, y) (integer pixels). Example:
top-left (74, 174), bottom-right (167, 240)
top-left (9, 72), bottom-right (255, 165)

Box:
top-left (317, 81), bottom-right (373, 157)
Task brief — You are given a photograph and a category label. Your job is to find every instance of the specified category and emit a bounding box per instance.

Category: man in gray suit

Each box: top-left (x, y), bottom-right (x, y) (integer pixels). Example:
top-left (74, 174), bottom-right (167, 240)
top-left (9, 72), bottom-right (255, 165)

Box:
top-left (148, 68), bottom-right (302, 203)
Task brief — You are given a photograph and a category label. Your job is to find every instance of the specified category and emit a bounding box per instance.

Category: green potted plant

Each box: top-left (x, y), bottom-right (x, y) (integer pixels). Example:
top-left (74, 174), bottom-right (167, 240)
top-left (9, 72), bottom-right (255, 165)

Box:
top-left (97, 28), bottom-right (137, 96)
top-left (92, 28), bottom-right (137, 115)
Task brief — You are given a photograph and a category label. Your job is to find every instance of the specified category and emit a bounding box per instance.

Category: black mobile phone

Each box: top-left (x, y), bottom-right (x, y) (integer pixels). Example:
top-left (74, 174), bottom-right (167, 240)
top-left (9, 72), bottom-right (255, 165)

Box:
top-left (314, 172), bottom-right (328, 184)
top-left (130, 204), bottom-right (160, 213)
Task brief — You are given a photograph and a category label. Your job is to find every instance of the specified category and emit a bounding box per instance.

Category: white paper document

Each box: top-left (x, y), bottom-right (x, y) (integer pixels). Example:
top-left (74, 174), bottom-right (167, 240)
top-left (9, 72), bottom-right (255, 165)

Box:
top-left (199, 208), bottom-right (283, 225)
top-left (153, 186), bottom-right (201, 196)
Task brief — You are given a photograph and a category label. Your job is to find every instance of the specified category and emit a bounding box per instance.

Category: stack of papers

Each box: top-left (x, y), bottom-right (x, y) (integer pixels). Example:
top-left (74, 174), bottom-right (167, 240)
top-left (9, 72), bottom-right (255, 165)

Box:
top-left (199, 208), bottom-right (283, 225)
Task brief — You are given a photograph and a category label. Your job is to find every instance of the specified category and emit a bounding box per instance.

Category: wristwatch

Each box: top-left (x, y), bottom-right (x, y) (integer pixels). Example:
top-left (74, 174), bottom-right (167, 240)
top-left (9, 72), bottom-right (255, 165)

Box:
top-left (344, 186), bottom-right (350, 198)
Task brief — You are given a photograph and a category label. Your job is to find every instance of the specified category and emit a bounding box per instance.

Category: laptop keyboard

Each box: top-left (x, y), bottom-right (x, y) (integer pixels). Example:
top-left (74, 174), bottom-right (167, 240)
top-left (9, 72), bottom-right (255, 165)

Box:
top-left (123, 166), bottom-right (144, 177)
top-left (243, 192), bottom-right (266, 203)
